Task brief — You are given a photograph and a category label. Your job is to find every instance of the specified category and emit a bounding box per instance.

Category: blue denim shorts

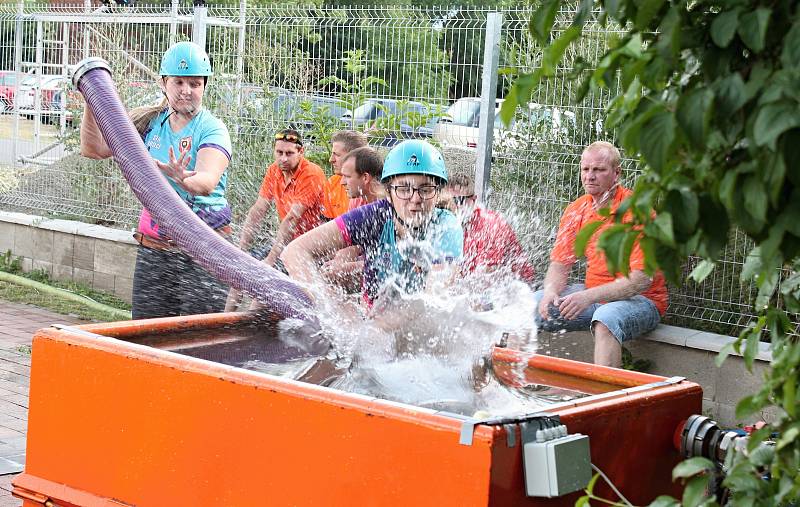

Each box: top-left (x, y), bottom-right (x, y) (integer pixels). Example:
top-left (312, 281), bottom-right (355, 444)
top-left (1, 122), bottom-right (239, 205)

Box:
top-left (532, 283), bottom-right (661, 343)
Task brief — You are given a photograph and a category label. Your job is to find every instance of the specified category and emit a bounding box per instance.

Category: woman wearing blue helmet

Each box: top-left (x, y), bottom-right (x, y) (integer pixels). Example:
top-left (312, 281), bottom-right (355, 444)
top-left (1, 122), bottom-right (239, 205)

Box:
top-left (282, 139), bottom-right (463, 306)
top-left (80, 41), bottom-right (233, 319)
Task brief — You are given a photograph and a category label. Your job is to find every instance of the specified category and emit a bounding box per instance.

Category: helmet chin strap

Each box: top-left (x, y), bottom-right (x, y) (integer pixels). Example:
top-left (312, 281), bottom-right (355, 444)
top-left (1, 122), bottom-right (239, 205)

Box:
top-left (389, 195), bottom-right (432, 241)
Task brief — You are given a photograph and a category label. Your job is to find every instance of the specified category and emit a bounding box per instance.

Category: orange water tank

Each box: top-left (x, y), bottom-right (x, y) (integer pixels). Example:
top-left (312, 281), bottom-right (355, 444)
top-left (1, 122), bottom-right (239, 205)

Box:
top-left (13, 313), bottom-right (701, 506)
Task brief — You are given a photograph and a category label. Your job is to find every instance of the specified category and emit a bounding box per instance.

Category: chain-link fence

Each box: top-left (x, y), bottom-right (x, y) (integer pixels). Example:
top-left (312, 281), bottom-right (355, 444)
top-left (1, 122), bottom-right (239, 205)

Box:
top-left (0, 2), bottom-right (781, 337)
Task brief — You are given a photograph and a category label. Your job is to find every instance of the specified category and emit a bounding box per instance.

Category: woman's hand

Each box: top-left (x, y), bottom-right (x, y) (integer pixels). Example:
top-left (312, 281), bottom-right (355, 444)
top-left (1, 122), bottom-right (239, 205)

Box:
top-left (156, 142), bottom-right (196, 184)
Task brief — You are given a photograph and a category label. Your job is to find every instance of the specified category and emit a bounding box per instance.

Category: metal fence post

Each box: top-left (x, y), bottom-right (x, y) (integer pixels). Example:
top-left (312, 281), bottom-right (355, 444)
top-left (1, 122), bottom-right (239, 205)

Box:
top-left (170, 0), bottom-right (178, 45)
top-left (192, 1), bottom-right (208, 50)
top-left (474, 11), bottom-right (502, 202)
top-left (83, 0), bottom-right (90, 58)
top-left (234, 0), bottom-right (247, 136)
top-left (12, 0), bottom-right (23, 168)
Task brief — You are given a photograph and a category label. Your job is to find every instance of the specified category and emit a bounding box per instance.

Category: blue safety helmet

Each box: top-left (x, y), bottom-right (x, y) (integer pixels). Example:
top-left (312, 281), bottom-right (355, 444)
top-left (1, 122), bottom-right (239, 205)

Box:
top-left (159, 41), bottom-right (213, 77)
top-left (381, 140), bottom-right (448, 183)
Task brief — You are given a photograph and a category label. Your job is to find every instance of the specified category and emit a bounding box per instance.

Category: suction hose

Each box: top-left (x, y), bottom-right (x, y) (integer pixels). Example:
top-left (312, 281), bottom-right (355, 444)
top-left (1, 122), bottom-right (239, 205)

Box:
top-left (71, 58), bottom-right (313, 322)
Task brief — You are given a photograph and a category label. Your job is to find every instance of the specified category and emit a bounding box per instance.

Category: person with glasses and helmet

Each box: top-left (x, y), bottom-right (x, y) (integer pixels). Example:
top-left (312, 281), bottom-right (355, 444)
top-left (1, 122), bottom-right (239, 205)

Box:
top-left (225, 128), bottom-right (327, 311)
top-left (79, 40), bottom-right (232, 319)
top-left (445, 169), bottom-right (534, 284)
top-left (281, 140), bottom-right (463, 307)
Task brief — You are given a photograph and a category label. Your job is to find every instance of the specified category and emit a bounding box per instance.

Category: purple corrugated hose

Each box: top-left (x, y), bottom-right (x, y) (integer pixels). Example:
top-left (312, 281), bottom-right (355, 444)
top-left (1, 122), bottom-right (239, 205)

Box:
top-left (72, 57), bottom-right (313, 322)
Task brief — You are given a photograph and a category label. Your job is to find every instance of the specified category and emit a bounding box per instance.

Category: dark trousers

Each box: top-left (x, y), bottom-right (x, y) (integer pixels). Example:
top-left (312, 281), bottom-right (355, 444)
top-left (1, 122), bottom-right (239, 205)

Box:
top-left (131, 245), bottom-right (228, 319)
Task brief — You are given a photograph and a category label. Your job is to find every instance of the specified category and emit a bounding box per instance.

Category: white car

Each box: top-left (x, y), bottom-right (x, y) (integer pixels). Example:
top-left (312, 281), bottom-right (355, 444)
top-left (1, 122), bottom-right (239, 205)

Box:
top-left (433, 97), bottom-right (575, 151)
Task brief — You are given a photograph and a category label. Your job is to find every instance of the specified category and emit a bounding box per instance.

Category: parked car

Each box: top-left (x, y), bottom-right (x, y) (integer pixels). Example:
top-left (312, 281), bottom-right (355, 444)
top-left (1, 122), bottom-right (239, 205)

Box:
top-left (341, 98), bottom-right (444, 146)
top-left (16, 75), bottom-right (79, 123)
top-left (433, 97), bottom-right (575, 151)
top-left (0, 71), bottom-right (20, 113)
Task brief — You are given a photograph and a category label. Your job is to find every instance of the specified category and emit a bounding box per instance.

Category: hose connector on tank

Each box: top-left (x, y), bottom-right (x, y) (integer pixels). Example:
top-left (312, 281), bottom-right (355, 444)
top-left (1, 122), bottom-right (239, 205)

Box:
top-left (71, 57), bottom-right (112, 88)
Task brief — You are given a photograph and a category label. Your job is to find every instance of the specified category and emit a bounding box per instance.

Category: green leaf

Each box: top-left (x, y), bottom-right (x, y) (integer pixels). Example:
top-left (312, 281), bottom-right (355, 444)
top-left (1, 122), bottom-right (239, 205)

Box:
top-left (654, 6), bottom-right (681, 60)
top-left (585, 472), bottom-right (601, 493)
top-left (619, 230), bottom-right (638, 277)
top-left (781, 21), bottom-right (800, 68)
top-left (753, 101), bottom-right (800, 149)
top-left (542, 26), bottom-right (582, 75)
top-left (689, 260), bottom-right (716, 284)
top-left (743, 323), bottom-right (761, 370)
top-left (742, 175), bottom-right (768, 226)
top-left (573, 0), bottom-right (594, 27)
top-left (639, 110), bottom-right (676, 172)
top-left (530, 0), bottom-right (562, 44)
top-left (598, 224), bottom-right (628, 275)
top-left (682, 475), bottom-right (712, 507)
top-left (649, 212), bottom-right (676, 247)
top-left (664, 188), bottom-right (699, 237)
top-left (741, 246), bottom-right (762, 282)
top-left (737, 8), bottom-right (771, 53)
top-left (735, 394), bottom-right (761, 418)
top-left (714, 74), bottom-right (747, 118)
top-left (649, 496), bottom-right (680, 507)
top-left (776, 424), bottom-right (800, 450)
top-left (604, 0), bottom-right (623, 22)
top-left (696, 196), bottom-right (730, 259)
top-left (634, 0), bottom-right (666, 30)
top-left (748, 442), bottom-right (775, 467)
top-left (575, 220), bottom-right (604, 258)
top-left (639, 235), bottom-right (659, 275)
top-left (711, 9), bottom-right (740, 48)
top-left (673, 457), bottom-right (715, 480)
top-left (782, 372), bottom-right (796, 418)
top-left (716, 341), bottom-right (736, 367)
top-left (677, 88), bottom-right (714, 149)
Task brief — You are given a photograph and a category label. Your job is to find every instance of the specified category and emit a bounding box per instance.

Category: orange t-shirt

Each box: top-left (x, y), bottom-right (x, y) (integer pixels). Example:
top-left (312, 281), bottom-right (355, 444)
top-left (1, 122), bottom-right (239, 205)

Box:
top-left (258, 158), bottom-right (326, 239)
top-left (321, 174), bottom-right (350, 219)
top-left (550, 186), bottom-right (668, 315)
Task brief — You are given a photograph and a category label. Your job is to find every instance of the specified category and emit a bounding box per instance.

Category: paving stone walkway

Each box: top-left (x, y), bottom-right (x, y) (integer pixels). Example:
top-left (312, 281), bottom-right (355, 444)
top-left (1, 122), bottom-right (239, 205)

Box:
top-left (0, 300), bottom-right (86, 506)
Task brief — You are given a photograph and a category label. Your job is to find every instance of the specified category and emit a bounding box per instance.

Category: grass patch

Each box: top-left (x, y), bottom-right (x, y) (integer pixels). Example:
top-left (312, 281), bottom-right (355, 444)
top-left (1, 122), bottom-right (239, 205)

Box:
top-left (1, 250), bottom-right (131, 322)
top-left (0, 281), bottom-right (129, 322)
top-left (0, 115), bottom-right (59, 141)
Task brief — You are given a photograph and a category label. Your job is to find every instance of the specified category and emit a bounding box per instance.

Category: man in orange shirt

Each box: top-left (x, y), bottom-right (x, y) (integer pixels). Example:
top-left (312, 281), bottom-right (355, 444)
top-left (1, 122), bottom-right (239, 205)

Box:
top-left (225, 129), bottom-right (326, 311)
top-left (534, 141), bottom-right (667, 367)
top-left (321, 146), bottom-right (385, 289)
top-left (321, 130), bottom-right (368, 219)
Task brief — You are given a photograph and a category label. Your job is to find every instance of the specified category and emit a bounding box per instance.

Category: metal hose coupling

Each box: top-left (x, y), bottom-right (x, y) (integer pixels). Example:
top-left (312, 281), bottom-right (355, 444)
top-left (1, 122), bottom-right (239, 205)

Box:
top-left (71, 57), bottom-right (111, 88)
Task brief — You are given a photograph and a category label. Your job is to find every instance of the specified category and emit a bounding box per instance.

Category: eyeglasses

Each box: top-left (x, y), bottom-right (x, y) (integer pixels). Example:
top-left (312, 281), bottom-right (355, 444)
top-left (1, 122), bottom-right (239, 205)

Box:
top-left (452, 194), bottom-right (475, 205)
top-left (390, 185), bottom-right (440, 200)
top-left (275, 131), bottom-right (302, 146)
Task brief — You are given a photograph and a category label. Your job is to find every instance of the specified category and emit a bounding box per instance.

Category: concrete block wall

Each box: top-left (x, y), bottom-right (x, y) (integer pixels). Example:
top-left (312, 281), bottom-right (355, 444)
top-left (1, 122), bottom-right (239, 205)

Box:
top-left (538, 326), bottom-right (774, 427)
top-left (0, 211), bottom-right (136, 302)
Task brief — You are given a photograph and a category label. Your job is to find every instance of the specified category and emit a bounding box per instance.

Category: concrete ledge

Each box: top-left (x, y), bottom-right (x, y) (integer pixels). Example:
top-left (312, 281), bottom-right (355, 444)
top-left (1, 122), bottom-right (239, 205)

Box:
top-left (0, 211), bottom-right (136, 244)
top-left (0, 211), bottom-right (136, 302)
top-left (538, 325), bottom-right (775, 427)
top-left (647, 324), bottom-right (772, 362)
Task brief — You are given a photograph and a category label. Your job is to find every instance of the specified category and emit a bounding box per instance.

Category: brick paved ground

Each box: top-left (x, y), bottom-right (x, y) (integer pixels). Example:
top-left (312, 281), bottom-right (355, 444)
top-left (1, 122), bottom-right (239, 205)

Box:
top-left (0, 300), bottom-right (86, 506)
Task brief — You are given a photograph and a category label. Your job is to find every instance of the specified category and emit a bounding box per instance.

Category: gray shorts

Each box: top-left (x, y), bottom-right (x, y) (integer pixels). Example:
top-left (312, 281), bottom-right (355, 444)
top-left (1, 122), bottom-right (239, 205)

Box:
top-left (532, 283), bottom-right (661, 343)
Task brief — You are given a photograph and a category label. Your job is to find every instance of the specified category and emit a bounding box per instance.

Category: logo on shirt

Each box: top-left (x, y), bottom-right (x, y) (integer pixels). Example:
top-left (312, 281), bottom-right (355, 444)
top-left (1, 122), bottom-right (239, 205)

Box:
top-left (179, 137), bottom-right (192, 152)
top-left (146, 134), bottom-right (161, 150)
top-left (407, 154), bottom-right (419, 166)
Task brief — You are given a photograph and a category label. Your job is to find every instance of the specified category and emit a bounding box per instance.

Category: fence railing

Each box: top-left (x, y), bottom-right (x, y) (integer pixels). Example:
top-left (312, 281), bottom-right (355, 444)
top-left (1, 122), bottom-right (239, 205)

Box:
top-left (0, 2), bottom-right (786, 337)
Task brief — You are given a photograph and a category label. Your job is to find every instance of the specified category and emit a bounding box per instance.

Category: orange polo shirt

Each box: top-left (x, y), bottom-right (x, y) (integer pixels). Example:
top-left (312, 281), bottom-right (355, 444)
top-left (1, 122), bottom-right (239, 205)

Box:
top-left (258, 158), bottom-right (326, 239)
top-left (551, 186), bottom-right (668, 315)
top-left (321, 174), bottom-right (350, 219)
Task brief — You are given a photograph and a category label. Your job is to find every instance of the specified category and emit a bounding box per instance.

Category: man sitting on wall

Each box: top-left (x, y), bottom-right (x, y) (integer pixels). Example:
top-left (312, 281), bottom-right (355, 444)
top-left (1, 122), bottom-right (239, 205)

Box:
top-left (533, 141), bottom-right (668, 367)
top-left (225, 129), bottom-right (326, 311)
